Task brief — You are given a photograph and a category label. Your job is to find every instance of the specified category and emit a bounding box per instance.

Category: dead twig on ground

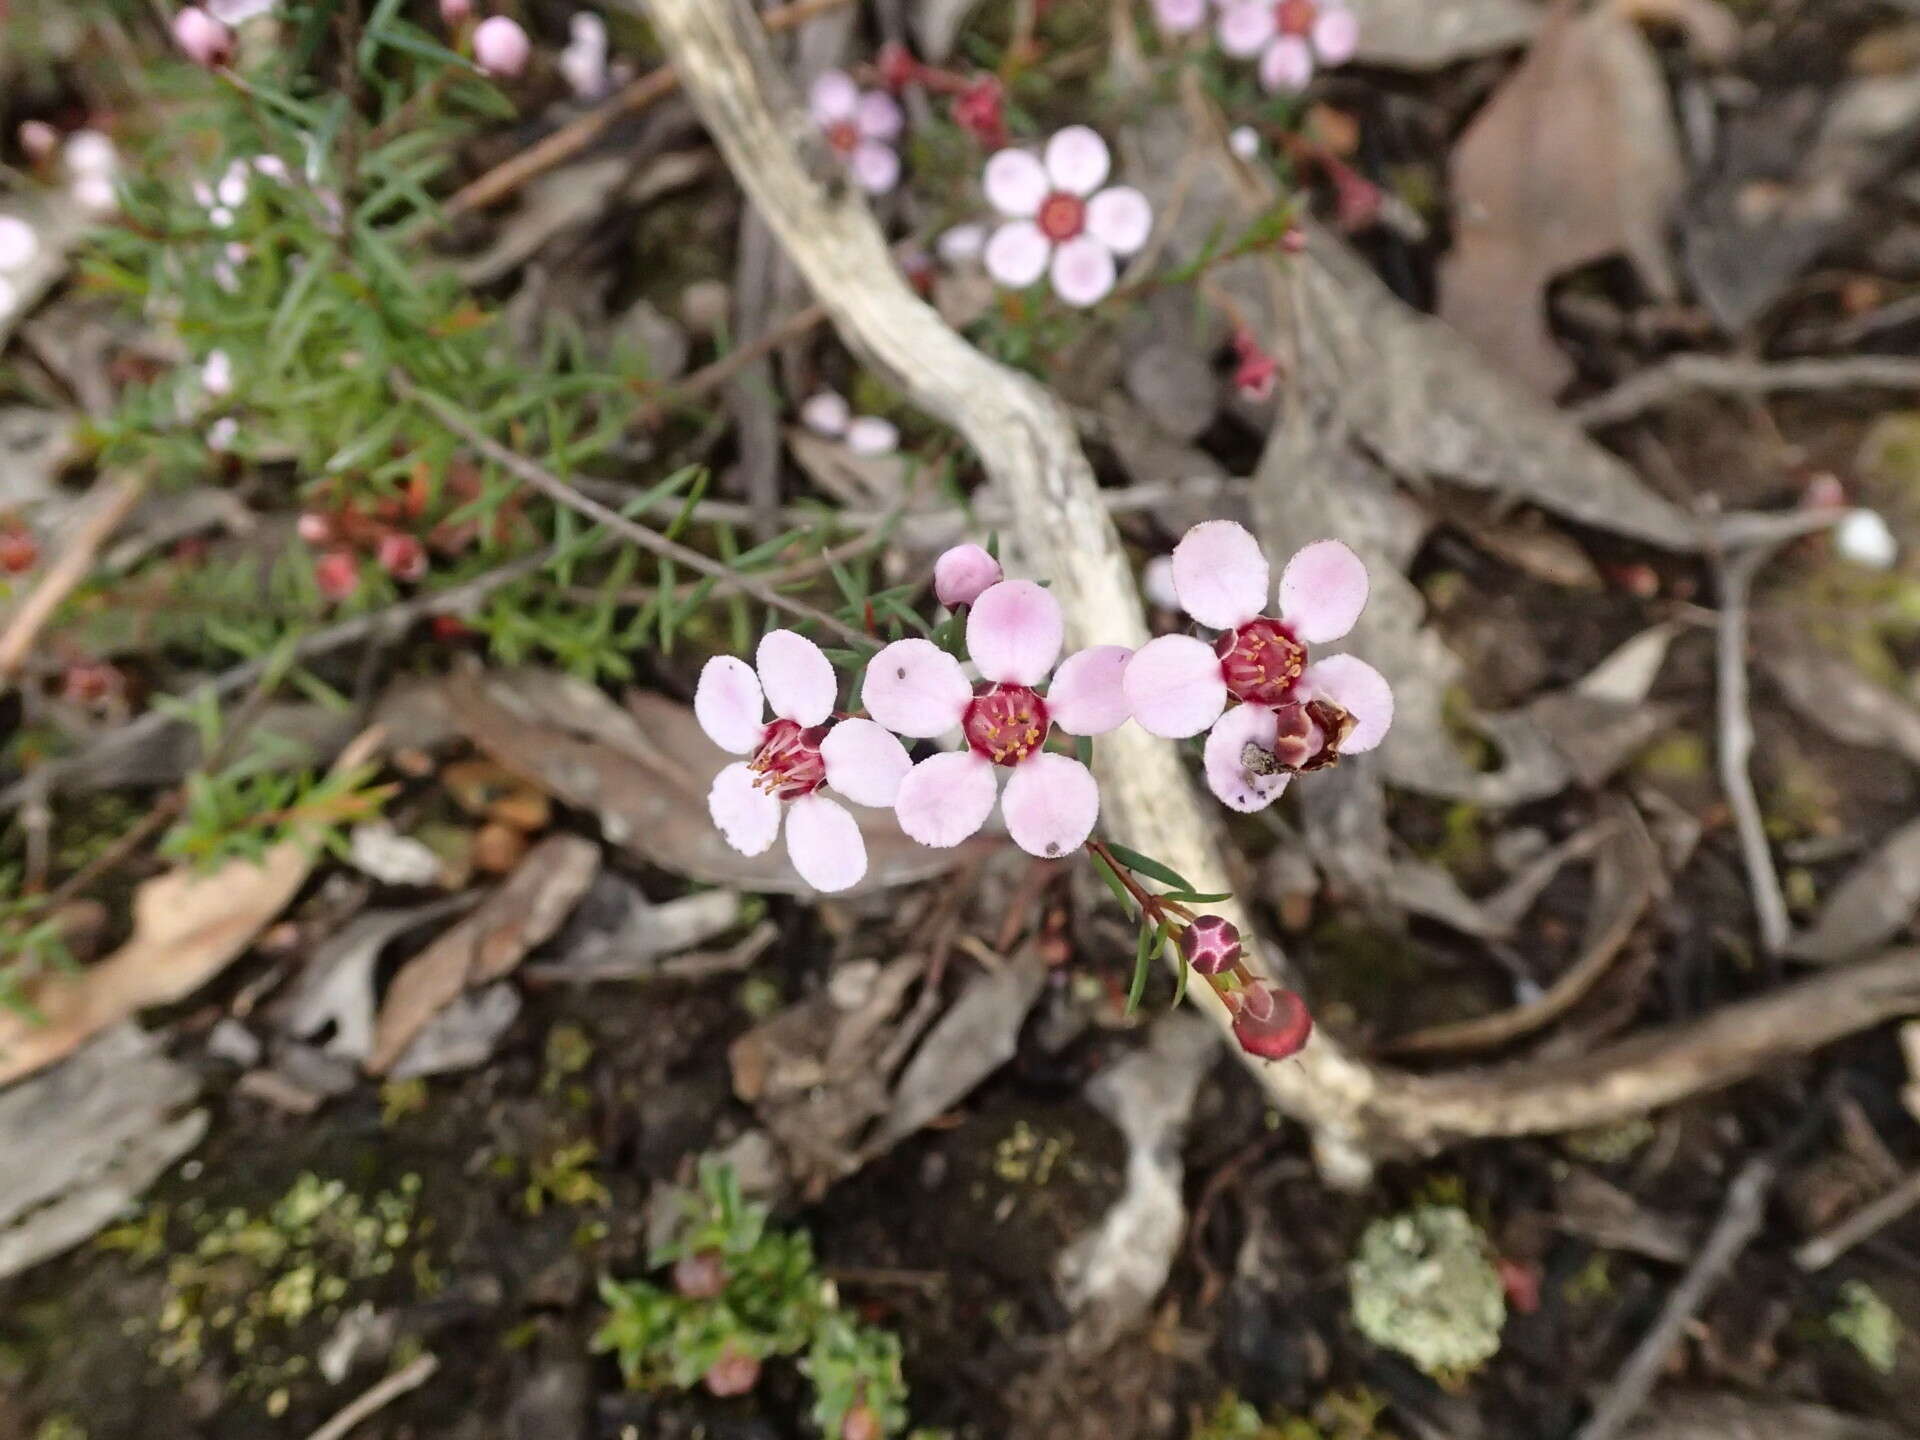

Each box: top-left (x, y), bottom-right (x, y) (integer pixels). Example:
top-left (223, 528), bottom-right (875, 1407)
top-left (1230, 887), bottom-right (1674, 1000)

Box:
top-left (1573, 1157), bottom-right (1777, 1440)
top-left (0, 470), bottom-right (147, 683)
top-left (392, 370), bottom-right (870, 648)
top-left (1717, 542), bottom-right (1793, 957)
top-left (438, 0), bottom-right (852, 222)
top-left (637, 301), bottom-right (830, 427)
top-left (1574, 353), bottom-right (1920, 429)
top-left (1794, 1165), bottom-right (1920, 1272)
top-left (304, 1354), bottom-right (439, 1440)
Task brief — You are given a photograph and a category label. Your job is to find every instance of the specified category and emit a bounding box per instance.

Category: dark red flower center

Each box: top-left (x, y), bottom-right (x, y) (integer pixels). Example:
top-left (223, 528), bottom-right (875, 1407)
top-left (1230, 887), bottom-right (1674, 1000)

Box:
top-left (1216, 616), bottom-right (1307, 708)
top-left (1276, 0), bottom-right (1317, 36)
top-left (825, 119), bottom-right (859, 155)
top-left (748, 717), bottom-right (828, 800)
top-left (1036, 191), bottom-right (1087, 243)
top-left (963, 683), bottom-right (1050, 766)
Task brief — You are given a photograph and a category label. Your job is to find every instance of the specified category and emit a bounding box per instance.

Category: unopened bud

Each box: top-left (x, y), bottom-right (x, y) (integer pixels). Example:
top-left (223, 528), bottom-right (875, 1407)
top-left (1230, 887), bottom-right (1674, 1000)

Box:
top-left (1178, 914), bottom-right (1242, 975)
top-left (703, 1347), bottom-right (760, 1397)
top-left (933, 542), bottom-right (1002, 609)
top-left (172, 6), bottom-right (234, 66)
top-left (473, 15), bottom-right (531, 77)
top-left (1232, 983), bottom-right (1312, 1060)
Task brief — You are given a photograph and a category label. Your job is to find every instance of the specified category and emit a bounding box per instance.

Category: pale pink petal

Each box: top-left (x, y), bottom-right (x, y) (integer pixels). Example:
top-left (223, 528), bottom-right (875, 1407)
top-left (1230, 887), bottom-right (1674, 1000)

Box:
top-left (862, 638), bottom-right (971, 737)
top-left (757, 629), bottom-right (837, 725)
top-left (933, 543), bottom-right (1003, 608)
top-left (809, 70), bottom-right (859, 125)
top-left (1143, 555), bottom-right (1180, 610)
top-left (1049, 236), bottom-right (1116, 308)
top-left (1260, 35), bottom-right (1315, 91)
top-left (1172, 519), bottom-right (1269, 631)
top-left (821, 718), bottom-right (912, 807)
top-left (709, 761), bottom-right (783, 856)
top-left (937, 223), bottom-right (987, 264)
top-left (1044, 126), bottom-right (1111, 197)
top-left (1313, 4), bottom-right (1359, 64)
top-left (1278, 538), bottom-right (1368, 643)
top-left (1304, 654), bottom-right (1393, 753)
top-left (1217, 0), bottom-right (1276, 56)
top-left (1001, 753), bottom-right (1099, 858)
top-left (857, 91), bottom-right (904, 141)
top-left (1123, 634), bottom-right (1227, 738)
top-left (1204, 704), bottom-right (1292, 813)
top-left (895, 751), bottom-right (998, 847)
top-left (844, 415), bottom-right (898, 455)
top-left (801, 391), bottom-right (851, 437)
top-left (695, 655), bottom-right (766, 754)
top-left (785, 794), bottom-right (867, 892)
top-left (1048, 645), bottom-right (1132, 736)
top-left (1152, 0), bottom-right (1207, 32)
top-left (983, 148), bottom-right (1049, 218)
top-left (849, 140), bottom-right (901, 195)
top-left (984, 220), bottom-right (1050, 288)
top-left (1229, 125), bottom-right (1261, 160)
top-left (1084, 186), bottom-right (1153, 257)
top-left (968, 579), bottom-right (1064, 685)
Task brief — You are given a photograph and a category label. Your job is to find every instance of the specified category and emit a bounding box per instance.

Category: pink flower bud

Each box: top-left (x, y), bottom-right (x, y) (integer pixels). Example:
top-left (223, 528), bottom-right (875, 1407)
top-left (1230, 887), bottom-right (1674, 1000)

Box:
top-left (1231, 326), bottom-right (1277, 402)
top-left (1232, 983), bottom-right (1312, 1060)
top-left (1178, 914), bottom-right (1242, 975)
top-left (315, 549), bottom-right (360, 601)
top-left (0, 525), bottom-right (39, 575)
top-left (933, 543), bottom-right (1002, 609)
top-left (672, 1251), bottom-right (727, 1299)
top-left (473, 15), bottom-right (531, 76)
top-left (296, 512), bottom-right (333, 545)
top-left (951, 76), bottom-right (1006, 150)
top-left (378, 531), bottom-right (428, 581)
top-left (877, 41), bottom-right (918, 92)
top-left (439, 0), bottom-right (473, 23)
top-left (703, 1348), bottom-right (760, 1398)
top-left (172, 6), bottom-right (234, 66)
top-left (18, 121), bottom-right (58, 165)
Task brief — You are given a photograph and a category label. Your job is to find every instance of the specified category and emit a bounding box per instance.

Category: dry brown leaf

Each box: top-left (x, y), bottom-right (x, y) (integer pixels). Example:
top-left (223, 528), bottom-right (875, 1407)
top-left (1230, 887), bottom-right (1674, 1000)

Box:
top-left (367, 834), bottom-right (599, 1073)
top-left (1789, 816), bottom-right (1920, 965)
top-left (440, 668), bottom-right (990, 894)
top-left (0, 729), bottom-right (383, 1087)
top-left (1439, 0), bottom-right (1684, 393)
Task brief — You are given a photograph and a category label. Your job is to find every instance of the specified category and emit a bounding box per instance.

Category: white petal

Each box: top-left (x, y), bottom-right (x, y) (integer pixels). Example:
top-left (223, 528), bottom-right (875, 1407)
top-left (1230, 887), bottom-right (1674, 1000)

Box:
top-left (756, 629), bottom-right (838, 725)
top-left (1044, 125), bottom-right (1111, 196)
top-left (1000, 753), bottom-right (1099, 858)
top-left (709, 762), bottom-right (782, 856)
top-left (983, 148), bottom-right (1049, 217)
top-left (821, 718), bottom-right (912, 807)
top-left (984, 220), bottom-right (1050, 289)
top-left (894, 751), bottom-right (998, 848)
top-left (695, 655), bottom-right (766, 754)
top-left (1084, 186), bottom-right (1153, 257)
top-left (785, 794), bottom-right (867, 892)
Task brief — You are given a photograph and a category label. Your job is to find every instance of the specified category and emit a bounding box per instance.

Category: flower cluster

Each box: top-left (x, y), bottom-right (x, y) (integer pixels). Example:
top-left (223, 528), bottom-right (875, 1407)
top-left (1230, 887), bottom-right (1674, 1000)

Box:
top-left (1150, 0), bottom-right (1359, 89)
top-left (696, 525), bottom-right (1391, 894)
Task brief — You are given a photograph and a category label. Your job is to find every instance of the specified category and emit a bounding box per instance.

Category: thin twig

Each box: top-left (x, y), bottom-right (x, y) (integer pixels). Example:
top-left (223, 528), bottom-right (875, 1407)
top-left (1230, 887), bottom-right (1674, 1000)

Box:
top-left (636, 301), bottom-right (829, 426)
top-left (1716, 542), bottom-right (1793, 956)
top-left (1573, 1157), bottom-right (1777, 1440)
top-left (1794, 1164), bottom-right (1920, 1272)
top-left (1574, 353), bottom-right (1920, 429)
top-left (438, 0), bottom-right (853, 222)
top-left (304, 1354), bottom-right (439, 1440)
top-left (0, 470), bottom-right (147, 682)
top-left (391, 370), bottom-right (870, 647)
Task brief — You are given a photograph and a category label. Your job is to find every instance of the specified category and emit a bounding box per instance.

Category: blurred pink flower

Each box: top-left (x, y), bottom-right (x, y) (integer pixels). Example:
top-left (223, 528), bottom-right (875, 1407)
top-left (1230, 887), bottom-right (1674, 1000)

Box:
top-left (559, 12), bottom-right (609, 98)
top-left (981, 128), bottom-right (1152, 308)
top-left (474, 15), bottom-right (531, 77)
top-left (1217, 0), bottom-right (1357, 90)
top-left (810, 70), bottom-right (903, 196)
top-left (698, 630), bottom-right (912, 892)
top-left (863, 581), bottom-right (1130, 858)
top-left (173, 6), bottom-right (233, 66)
top-left (1151, 0), bottom-right (1208, 34)
top-left (1123, 521), bottom-right (1392, 812)
top-left (800, 390), bottom-right (898, 457)
top-left (932, 543), bottom-right (1002, 608)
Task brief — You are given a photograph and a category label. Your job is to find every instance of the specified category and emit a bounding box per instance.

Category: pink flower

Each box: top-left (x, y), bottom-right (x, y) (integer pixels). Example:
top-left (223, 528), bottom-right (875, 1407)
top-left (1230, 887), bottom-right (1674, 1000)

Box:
top-left (474, 15), bottom-right (531, 77)
top-left (1230, 326), bottom-right (1277, 401)
top-left (697, 631), bottom-right (913, 893)
top-left (809, 71), bottom-right (903, 196)
top-left (559, 11), bottom-right (609, 98)
top-left (1217, 0), bottom-right (1358, 90)
top-left (933, 543), bottom-right (1002, 608)
top-left (18, 121), bottom-right (59, 166)
top-left (800, 390), bottom-right (898, 456)
top-left (378, 532), bottom-right (428, 581)
top-left (981, 128), bottom-right (1152, 308)
top-left (173, 6), bottom-right (234, 66)
top-left (1152, 0), bottom-right (1208, 34)
top-left (315, 549), bottom-right (360, 602)
top-left (1122, 521), bottom-right (1392, 812)
top-left (844, 416), bottom-right (898, 457)
top-left (862, 581), bottom-right (1131, 858)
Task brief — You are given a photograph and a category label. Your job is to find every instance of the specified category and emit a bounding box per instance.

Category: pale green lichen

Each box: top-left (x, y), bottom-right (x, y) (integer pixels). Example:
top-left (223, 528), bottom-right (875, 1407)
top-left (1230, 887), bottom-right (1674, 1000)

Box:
top-left (1349, 1205), bottom-right (1505, 1375)
top-left (1831, 1279), bottom-right (1902, 1374)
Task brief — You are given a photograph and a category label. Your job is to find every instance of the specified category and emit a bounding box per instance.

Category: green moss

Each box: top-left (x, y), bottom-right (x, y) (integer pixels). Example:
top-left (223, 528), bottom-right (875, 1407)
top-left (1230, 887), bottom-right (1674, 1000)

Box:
top-left (1562, 1118), bottom-right (1654, 1165)
top-left (1831, 1280), bottom-right (1902, 1374)
top-left (1350, 1205), bottom-right (1506, 1375)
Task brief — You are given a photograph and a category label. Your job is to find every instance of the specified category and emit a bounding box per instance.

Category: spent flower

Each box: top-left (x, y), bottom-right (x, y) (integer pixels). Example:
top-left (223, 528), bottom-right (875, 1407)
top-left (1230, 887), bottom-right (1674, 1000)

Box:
top-left (982, 127), bottom-right (1152, 308)
top-left (809, 71), bottom-right (904, 196)
top-left (698, 631), bottom-right (912, 893)
top-left (1123, 521), bottom-right (1392, 812)
top-left (863, 575), bottom-right (1130, 858)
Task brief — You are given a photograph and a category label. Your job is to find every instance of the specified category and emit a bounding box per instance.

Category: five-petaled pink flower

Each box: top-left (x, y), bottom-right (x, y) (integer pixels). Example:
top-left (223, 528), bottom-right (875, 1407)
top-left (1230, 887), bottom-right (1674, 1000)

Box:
top-left (809, 71), bottom-right (904, 196)
top-left (981, 128), bottom-right (1153, 308)
top-left (1123, 521), bottom-right (1392, 813)
top-left (1218, 0), bottom-right (1358, 90)
top-left (863, 580), bottom-right (1130, 858)
top-left (698, 631), bottom-right (912, 893)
